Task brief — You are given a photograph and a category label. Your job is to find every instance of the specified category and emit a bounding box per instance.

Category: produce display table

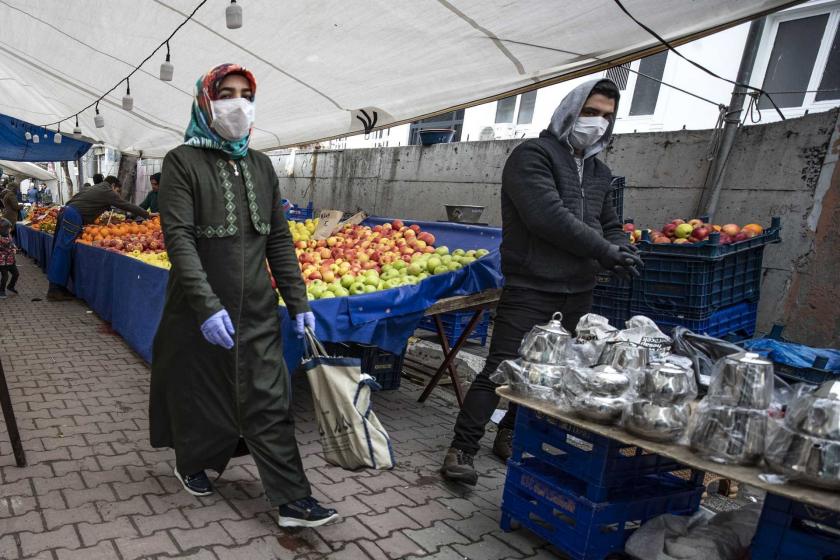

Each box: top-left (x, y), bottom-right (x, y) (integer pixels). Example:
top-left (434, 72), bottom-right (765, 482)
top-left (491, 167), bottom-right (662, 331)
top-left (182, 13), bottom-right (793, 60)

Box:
top-left (14, 220), bottom-right (504, 380)
top-left (497, 386), bottom-right (840, 512)
top-left (418, 288), bottom-right (501, 407)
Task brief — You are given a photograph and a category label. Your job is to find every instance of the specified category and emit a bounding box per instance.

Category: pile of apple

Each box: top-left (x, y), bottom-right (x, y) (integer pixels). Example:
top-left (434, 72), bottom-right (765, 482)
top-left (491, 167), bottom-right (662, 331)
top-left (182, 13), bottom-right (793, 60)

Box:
top-left (624, 218), bottom-right (765, 245)
top-left (76, 217), bottom-right (168, 265)
top-left (290, 219), bottom-right (489, 301)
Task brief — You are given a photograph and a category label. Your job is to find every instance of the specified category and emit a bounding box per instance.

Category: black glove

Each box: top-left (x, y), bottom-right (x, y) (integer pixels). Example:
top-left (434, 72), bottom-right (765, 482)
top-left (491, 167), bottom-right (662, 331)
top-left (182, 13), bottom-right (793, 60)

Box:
top-left (619, 243), bottom-right (640, 255)
top-left (599, 244), bottom-right (644, 271)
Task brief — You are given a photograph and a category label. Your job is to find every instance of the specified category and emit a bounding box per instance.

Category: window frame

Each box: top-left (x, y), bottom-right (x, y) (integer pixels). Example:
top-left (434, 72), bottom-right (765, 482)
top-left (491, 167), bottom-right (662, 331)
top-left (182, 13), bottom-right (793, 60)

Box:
top-left (751, 0), bottom-right (840, 117)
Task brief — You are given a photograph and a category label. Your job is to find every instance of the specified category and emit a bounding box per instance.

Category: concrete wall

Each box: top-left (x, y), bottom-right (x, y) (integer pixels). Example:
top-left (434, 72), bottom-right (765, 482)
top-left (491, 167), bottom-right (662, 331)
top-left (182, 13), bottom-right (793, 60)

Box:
top-left (273, 110), bottom-right (840, 345)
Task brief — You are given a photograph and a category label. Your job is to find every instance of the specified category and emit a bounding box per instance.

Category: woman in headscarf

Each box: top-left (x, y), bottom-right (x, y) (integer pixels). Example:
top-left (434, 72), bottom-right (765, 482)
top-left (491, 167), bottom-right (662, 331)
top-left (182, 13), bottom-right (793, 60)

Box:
top-left (150, 64), bottom-right (337, 528)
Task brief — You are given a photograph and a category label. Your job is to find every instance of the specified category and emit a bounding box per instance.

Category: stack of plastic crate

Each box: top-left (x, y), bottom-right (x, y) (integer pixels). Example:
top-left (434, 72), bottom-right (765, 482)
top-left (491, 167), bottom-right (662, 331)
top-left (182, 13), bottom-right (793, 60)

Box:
top-left (417, 310), bottom-right (491, 347)
top-left (500, 407), bottom-right (704, 559)
top-left (750, 494), bottom-right (840, 560)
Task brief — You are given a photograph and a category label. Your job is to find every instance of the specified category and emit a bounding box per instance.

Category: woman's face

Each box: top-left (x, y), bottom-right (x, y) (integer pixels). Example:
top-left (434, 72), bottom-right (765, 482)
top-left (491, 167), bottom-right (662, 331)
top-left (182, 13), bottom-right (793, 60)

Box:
top-left (217, 74), bottom-right (253, 101)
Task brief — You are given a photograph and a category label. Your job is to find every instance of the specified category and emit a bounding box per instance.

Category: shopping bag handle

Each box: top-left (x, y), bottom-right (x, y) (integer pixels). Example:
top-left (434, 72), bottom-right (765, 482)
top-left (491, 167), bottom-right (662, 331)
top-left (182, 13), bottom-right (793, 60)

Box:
top-left (303, 327), bottom-right (329, 359)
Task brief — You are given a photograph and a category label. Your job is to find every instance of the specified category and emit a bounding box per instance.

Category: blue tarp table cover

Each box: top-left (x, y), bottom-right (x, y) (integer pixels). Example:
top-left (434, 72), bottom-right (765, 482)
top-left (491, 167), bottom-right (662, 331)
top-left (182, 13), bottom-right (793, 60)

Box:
top-left (15, 218), bottom-right (504, 373)
top-left (0, 113), bottom-right (91, 162)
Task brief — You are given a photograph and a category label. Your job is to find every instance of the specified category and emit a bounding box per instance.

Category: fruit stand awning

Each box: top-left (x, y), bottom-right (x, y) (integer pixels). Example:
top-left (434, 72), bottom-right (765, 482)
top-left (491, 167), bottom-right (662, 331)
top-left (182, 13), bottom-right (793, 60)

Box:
top-left (0, 159), bottom-right (57, 181)
top-left (0, 113), bottom-right (92, 162)
top-left (0, 0), bottom-right (795, 158)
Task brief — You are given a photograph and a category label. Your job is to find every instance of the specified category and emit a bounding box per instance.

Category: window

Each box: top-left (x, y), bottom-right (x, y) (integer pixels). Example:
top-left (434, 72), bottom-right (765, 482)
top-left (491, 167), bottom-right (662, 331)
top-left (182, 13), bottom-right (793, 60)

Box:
top-left (408, 110), bottom-right (465, 145)
top-left (495, 96), bottom-right (516, 123)
top-left (755, 5), bottom-right (840, 112)
top-left (517, 91), bottom-right (537, 125)
top-left (606, 64), bottom-right (631, 90)
top-left (629, 51), bottom-right (668, 116)
top-left (760, 14), bottom-right (828, 108)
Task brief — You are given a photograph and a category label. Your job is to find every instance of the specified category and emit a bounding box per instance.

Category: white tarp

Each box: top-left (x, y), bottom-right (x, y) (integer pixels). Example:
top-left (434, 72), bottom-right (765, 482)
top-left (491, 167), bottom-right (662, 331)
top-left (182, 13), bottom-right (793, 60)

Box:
top-left (0, 159), bottom-right (56, 181)
top-left (0, 1), bottom-right (794, 157)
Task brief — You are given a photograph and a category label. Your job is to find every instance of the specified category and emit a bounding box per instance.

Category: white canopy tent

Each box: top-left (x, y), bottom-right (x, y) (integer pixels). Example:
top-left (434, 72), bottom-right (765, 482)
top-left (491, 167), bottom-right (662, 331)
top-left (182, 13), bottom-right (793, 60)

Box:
top-left (0, 1), bottom-right (795, 158)
top-left (0, 159), bottom-right (57, 181)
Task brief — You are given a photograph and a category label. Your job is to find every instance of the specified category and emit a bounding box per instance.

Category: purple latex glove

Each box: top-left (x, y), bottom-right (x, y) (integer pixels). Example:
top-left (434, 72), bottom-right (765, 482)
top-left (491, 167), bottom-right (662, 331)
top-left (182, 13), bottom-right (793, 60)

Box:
top-left (201, 309), bottom-right (235, 349)
top-left (295, 311), bottom-right (316, 339)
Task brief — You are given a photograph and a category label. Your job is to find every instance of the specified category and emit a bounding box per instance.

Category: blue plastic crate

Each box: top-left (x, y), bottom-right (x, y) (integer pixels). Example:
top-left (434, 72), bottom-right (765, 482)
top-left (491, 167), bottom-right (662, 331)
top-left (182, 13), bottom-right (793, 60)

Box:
top-left (751, 494), bottom-right (840, 560)
top-left (322, 342), bottom-right (404, 390)
top-left (593, 271), bottom-right (633, 329)
top-left (501, 459), bottom-right (703, 560)
top-left (512, 407), bottom-right (700, 501)
top-left (287, 202), bottom-right (314, 221)
top-left (633, 301), bottom-right (757, 340)
top-left (417, 310), bottom-right (490, 347)
top-left (631, 218), bottom-right (781, 316)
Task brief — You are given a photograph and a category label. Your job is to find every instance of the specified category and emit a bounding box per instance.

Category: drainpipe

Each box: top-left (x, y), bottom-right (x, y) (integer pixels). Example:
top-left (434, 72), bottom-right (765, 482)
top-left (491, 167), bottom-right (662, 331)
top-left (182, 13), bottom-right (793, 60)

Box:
top-left (697, 17), bottom-right (766, 219)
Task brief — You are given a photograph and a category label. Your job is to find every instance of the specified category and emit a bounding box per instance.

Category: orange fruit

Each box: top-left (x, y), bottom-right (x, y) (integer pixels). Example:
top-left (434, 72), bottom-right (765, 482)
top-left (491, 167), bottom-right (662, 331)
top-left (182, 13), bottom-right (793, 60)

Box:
top-left (742, 223), bottom-right (763, 235)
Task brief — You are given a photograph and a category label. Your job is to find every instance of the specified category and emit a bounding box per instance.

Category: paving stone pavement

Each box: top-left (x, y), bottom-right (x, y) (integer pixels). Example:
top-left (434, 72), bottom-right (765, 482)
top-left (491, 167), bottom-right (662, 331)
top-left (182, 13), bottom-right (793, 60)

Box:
top-left (1, 257), bottom-right (563, 559)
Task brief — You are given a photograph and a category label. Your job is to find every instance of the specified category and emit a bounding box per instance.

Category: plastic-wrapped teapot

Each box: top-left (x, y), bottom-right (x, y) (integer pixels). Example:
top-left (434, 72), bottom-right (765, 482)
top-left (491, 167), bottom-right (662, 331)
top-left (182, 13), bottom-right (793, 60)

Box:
top-left (518, 312), bottom-right (571, 364)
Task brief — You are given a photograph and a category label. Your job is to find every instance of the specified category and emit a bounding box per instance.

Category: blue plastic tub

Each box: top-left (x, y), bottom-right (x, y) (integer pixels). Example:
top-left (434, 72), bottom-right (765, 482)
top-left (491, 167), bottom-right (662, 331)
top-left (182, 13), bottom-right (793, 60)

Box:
top-left (512, 407), bottom-right (700, 502)
top-left (751, 494), bottom-right (840, 560)
top-left (322, 342), bottom-right (404, 390)
top-left (501, 458), bottom-right (703, 560)
top-left (287, 201), bottom-right (314, 221)
top-left (417, 309), bottom-right (490, 347)
top-left (632, 217), bottom-right (781, 316)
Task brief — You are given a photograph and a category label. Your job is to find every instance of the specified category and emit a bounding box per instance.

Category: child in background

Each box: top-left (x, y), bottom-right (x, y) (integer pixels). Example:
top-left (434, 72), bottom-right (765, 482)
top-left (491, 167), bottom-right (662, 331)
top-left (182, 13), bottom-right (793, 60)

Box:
top-left (0, 218), bottom-right (19, 298)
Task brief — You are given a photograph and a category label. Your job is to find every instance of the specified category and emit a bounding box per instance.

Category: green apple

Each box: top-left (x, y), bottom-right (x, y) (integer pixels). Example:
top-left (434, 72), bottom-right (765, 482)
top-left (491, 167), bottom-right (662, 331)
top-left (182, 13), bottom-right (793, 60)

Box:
top-left (465, 250), bottom-right (476, 258)
top-left (377, 280), bottom-right (386, 290)
top-left (364, 275), bottom-right (380, 287)
top-left (381, 264), bottom-right (395, 275)
top-left (475, 249), bottom-right (489, 258)
top-left (385, 278), bottom-right (402, 289)
top-left (407, 262), bottom-right (424, 276)
top-left (340, 274), bottom-right (356, 289)
top-left (310, 279), bottom-right (325, 288)
top-left (319, 291), bottom-right (336, 299)
top-left (399, 268), bottom-right (408, 276)
top-left (350, 282), bottom-right (367, 295)
top-left (403, 276), bottom-right (419, 285)
top-left (417, 272), bottom-right (430, 280)
top-left (364, 269), bottom-right (379, 278)
top-left (308, 285), bottom-right (326, 298)
top-left (392, 260), bottom-right (407, 270)
top-left (453, 248), bottom-right (465, 257)
top-left (381, 269), bottom-right (399, 281)
top-left (306, 292), bottom-right (316, 301)
top-left (433, 265), bottom-right (449, 275)
top-left (332, 286), bottom-right (350, 297)
top-left (441, 255), bottom-right (453, 264)
top-left (364, 284), bottom-right (377, 293)
top-left (460, 256), bottom-right (476, 265)
top-left (447, 262), bottom-right (463, 271)
top-left (426, 256), bottom-right (442, 273)
top-left (435, 246), bottom-right (450, 256)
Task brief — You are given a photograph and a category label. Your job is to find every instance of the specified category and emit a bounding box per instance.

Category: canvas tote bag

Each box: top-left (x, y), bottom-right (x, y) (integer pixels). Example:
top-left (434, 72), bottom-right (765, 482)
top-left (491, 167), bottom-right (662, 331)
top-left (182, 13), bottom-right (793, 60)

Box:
top-left (302, 330), bottom-right (395, 470)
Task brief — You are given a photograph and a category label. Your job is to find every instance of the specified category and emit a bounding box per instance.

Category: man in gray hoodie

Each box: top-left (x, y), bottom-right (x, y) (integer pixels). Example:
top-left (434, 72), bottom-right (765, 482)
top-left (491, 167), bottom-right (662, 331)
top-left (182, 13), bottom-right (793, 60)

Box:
top-left (441, 78), bottom-right (642, 485)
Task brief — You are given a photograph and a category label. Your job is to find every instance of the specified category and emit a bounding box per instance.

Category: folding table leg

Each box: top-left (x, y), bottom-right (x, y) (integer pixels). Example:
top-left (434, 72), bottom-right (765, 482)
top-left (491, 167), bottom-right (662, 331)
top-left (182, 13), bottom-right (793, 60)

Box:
top-left (0, 357), bottom-right (26, 467)
top-left (418, 310), bottom-right (483, 406)
top-left (432, 314), bottom-right (465, 407)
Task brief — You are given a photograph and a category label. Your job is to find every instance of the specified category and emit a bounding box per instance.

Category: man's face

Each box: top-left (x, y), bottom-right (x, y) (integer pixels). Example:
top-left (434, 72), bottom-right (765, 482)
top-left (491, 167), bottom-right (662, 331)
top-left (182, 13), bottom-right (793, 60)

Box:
top-left (150, 179), bottom-right (159, 191)
top-left (580, 93), bottom-right (616, 121)
top-left (112, 185), bottom-right (121, 195)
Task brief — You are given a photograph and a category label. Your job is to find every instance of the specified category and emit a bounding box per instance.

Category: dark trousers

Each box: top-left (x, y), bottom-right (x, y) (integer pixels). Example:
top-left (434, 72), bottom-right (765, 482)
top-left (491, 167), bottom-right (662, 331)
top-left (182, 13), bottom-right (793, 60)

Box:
top-left (0, 264), bottom-right (18, 291)
top-left (451, 286), bottom-right (592, 454)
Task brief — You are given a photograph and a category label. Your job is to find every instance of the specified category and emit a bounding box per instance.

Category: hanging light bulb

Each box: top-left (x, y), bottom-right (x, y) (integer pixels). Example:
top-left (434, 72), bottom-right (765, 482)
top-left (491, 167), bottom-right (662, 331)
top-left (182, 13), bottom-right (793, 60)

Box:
top-left (122, 78), bottom-right (134, 111)
top-left (54, 124), bottom-right (62, 144)
top-left (94, 102), bottom-right (105, 128)
top-left (24, 130), bottom-right (32, 141)
top-left (32, 133), bottom-right (40, 144)
top-left (73, 115), bottom-right (82, 136)
top-left (226, 0), bottom-right (243, 29)
top-left (160, 41), bottom-right (174, 81)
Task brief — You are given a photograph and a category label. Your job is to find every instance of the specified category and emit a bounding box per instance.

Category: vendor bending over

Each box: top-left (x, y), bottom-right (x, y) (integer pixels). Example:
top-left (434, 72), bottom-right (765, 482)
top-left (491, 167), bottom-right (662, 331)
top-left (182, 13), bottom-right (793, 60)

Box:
top-left (46, 175), bottom-right (150, 301)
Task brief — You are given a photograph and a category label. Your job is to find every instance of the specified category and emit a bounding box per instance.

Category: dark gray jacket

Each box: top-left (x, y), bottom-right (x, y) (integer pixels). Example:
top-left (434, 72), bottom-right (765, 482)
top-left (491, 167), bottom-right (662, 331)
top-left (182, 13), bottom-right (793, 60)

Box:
top-left (500, 79), bottom-right (627, 294)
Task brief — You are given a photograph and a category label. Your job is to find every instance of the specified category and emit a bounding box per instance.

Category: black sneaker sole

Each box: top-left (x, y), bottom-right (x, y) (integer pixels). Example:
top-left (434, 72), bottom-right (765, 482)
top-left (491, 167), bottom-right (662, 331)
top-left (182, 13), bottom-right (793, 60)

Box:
top-left (173, 467), bottom-right (213, 497)
top-left (441, 467), bottom-right (478, 486)
top-left (277, 512), bottom-right (339, 528)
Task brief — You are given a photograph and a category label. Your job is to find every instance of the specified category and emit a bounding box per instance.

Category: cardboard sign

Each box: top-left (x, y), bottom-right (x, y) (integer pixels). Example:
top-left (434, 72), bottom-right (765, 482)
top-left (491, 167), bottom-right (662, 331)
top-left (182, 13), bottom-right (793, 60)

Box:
top-left (337, 211), bottom-right (368, 230)
top-left (312, 209), bottom-right (344, 240)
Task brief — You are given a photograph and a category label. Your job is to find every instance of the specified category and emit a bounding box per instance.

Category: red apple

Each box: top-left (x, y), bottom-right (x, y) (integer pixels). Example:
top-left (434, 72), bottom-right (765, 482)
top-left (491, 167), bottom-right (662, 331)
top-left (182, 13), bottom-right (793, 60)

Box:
top-left (409, 224), bottom-right (421, 233)
top-left (623, 223), bottom-right (636, 233)
top-left (662, 223), bottom-right (678, 238)
top-left (692, 226), bottom-right (710, 240)
top-left (391, 219), bottom-right (404, 230)
top-left (721, 224), bottom-right (740, 237)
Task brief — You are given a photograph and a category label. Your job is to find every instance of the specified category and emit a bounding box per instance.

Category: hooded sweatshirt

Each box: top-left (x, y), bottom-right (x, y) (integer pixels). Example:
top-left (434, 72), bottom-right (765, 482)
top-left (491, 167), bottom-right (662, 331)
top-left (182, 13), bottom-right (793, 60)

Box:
top-left (499, 78), bottom-right (627, 294)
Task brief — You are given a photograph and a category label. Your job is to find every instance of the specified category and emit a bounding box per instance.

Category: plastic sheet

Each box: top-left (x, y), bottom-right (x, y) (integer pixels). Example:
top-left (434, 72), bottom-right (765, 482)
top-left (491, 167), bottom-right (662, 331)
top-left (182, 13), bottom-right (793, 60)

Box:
top-left (671, 326), bottom-right (743, 388)
top-left (688, 402), bottom-right (767, 465)
top-left (563, 365), bottom-right (633, 424)
top-left (489, 358), bottom-right (567, 405)
top-left (743, 337), bottom-right (840, 372)
top-left (615, 315), bottom-right (672, 362)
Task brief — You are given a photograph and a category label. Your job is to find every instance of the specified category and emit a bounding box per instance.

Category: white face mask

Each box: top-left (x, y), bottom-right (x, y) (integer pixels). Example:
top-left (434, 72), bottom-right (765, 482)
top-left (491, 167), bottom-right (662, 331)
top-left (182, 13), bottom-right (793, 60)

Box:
top-left (210, 98), bottom-right (255, 140)
top-left (570, 115), bottom-right (609, 150)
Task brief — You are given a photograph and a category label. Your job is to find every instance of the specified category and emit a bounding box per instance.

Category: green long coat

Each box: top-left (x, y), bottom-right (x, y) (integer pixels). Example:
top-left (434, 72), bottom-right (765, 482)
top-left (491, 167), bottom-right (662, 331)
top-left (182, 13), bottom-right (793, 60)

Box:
top-left (149, 145), bottom-right (311, 506)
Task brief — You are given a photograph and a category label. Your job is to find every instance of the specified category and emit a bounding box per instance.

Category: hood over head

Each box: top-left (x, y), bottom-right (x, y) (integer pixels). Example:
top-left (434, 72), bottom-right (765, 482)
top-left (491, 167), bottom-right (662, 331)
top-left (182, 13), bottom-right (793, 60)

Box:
top-left (546, 78), bottom-right (619, 159)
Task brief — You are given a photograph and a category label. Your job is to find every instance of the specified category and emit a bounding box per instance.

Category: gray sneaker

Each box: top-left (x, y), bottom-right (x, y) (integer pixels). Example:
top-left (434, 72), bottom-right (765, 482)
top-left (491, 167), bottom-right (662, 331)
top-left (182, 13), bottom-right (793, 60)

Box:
top-left (440, 447), bottom-right (477, 486)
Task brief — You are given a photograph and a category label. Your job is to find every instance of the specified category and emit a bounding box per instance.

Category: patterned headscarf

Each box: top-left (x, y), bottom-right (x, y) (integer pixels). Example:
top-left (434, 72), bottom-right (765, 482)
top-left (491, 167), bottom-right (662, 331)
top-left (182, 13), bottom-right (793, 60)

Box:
top-left (183, 63), bottom-right (257, 160)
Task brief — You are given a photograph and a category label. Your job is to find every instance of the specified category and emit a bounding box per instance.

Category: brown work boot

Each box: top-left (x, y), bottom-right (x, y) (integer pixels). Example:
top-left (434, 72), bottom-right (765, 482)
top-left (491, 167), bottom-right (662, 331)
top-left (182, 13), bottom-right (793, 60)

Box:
top-left (493, 427), bottom-right (514, 462)
top-left (440, 447), bottom-right (477, 486)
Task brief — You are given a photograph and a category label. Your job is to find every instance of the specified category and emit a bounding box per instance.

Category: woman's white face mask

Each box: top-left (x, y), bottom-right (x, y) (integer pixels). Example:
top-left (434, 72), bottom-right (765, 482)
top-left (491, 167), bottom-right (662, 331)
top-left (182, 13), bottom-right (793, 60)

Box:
top-left (569, 115), bottom-right (609, 150)
top-left (210, 98), bottom-right (255, 140)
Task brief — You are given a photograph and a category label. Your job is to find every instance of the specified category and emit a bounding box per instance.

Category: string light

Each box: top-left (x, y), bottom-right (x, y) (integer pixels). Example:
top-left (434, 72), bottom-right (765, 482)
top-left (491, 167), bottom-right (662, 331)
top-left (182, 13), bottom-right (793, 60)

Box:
top-left (32, 133), bottom-right (40, 144)
top-left (226, 0), bottom-right (243, 29)
top-left (24, 130), bottom-right (32, 141)
top-left (54, 124), bottom-right (62, 144)
top-left (122, 78), bottom-right (134, 111)
top-left (160, 41), bottom-right (174, 81)
top-left (73, 115), bottom-right (82, 137)
top-left (94, 102), bottom-right (105, 128)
